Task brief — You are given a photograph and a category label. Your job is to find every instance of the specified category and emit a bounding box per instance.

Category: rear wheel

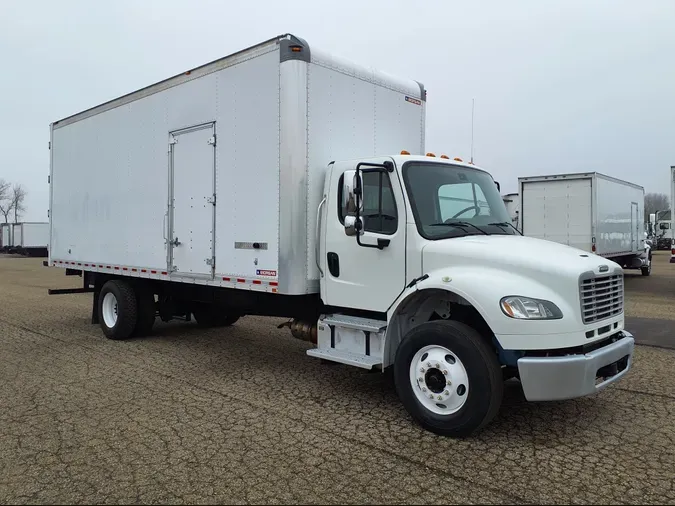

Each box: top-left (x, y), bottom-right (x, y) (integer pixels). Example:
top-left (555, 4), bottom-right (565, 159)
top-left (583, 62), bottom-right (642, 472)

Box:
top-left (394, 320), bottom-right (503, 438)
top-left (98, 280), bottom-right (138, 340)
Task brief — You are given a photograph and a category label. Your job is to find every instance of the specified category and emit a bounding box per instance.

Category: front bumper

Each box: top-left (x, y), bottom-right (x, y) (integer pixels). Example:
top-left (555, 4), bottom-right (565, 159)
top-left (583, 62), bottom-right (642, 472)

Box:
top-left (517, 331), bottom-right (635, 401)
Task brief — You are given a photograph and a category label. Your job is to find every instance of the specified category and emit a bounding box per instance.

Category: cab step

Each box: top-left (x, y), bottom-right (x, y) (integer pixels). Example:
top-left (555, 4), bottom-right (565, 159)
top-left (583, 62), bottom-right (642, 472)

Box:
top-left (321, 314), bottom-right (387, 332)
top-left (306, 348), bottom-right (382, 369)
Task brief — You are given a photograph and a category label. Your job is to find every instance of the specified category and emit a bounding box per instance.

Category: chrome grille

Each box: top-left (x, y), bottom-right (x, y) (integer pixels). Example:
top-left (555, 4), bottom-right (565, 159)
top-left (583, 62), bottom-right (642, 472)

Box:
top-left (580, 274), bottom-right (624, 324)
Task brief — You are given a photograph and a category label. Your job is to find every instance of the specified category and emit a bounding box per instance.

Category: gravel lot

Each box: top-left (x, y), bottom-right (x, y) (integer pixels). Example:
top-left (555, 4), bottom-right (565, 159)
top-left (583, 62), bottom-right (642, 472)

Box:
top-left (1, 253), bottom-right (674, 504)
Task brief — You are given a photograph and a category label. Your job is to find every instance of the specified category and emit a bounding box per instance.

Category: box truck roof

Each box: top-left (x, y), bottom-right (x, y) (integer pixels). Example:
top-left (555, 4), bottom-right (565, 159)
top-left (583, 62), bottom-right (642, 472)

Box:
top-left (52, 33), bottom-right (426, 130)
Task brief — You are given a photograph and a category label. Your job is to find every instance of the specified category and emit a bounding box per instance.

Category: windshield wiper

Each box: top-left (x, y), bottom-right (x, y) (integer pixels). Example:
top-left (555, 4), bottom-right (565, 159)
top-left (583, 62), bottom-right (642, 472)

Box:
top-left (429, 221), bottom-right (489, 235)
top-left (487, 221), bottom-right (523, 235)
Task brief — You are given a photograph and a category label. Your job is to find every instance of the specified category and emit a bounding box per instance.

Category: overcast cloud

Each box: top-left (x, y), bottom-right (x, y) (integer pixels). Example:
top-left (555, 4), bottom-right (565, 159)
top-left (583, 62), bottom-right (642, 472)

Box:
top-left (1, 0), bottom-right (673, 221)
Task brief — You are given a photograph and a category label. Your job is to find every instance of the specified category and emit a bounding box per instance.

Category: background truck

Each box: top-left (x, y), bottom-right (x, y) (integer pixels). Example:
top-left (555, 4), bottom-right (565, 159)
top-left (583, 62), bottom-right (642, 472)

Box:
top-left (501, 192), bottom-right (520, 230)
top-left (47, 33), bottom-right (635, 437)
top-left (12, 222), bottom-right (49, 257)
top-left (0, 223), bottom-right (9, 252)
top-left (653, 209), bottom-right (672, 250)
top-left (518, 172), bottom-right (651, 276)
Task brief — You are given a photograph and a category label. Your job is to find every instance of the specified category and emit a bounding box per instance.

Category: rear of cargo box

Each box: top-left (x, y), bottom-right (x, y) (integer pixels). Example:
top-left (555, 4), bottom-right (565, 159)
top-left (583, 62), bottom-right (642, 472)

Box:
top-left (21, 222), bottom-right (49, 248)
top-left (595, 173), bottom-right (644, 257)
top-left (0, 223), bottom-right (9, 249)
top-left (519, 174), bottom-right (594, 252)
top-left (49, 34), bottom-right (425, 295)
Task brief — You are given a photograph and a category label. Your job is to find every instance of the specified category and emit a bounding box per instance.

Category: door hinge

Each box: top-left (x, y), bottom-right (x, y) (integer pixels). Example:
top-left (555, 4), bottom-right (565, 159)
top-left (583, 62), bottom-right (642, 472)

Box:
top-left (206, 195), bottom-right (216, 205)
top-left (169, 136), bottom-right (177, 145)
top-left (205, 257), bottom-right (215, 266)
top-left (208, 135), bottom-right (216, 146)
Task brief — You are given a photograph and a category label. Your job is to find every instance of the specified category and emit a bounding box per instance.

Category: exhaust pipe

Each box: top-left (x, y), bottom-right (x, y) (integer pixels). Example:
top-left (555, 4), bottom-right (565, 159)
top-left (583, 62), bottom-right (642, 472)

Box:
top-left (278, 319), bottom-right (317, 344)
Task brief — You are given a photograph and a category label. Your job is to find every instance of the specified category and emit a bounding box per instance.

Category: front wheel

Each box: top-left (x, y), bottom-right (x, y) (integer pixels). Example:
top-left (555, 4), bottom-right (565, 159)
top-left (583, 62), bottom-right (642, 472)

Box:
top-left (641, 255), bottom-right (652, 276)
top-left (394, 320), bottom-right (503, 438)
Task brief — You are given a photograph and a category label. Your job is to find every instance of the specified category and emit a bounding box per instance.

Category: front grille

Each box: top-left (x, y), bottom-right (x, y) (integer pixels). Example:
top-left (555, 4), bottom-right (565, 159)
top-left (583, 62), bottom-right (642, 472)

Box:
top-left (580, 273), bottom-right (624, 324)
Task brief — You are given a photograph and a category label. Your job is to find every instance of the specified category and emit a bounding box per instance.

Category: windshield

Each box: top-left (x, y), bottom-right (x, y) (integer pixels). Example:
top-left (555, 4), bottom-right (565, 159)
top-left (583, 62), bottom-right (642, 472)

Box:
top-left (402, 161), bottom-right (516, 239)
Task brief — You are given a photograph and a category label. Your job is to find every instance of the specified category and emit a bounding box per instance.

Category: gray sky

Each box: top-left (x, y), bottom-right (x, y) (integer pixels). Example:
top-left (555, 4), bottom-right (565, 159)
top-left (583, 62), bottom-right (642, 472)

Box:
top-left (1, 0), bottom-right (674, 221)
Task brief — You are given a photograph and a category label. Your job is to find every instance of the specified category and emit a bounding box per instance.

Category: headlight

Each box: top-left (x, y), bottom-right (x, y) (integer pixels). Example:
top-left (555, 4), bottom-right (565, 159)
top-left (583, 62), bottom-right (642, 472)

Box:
top-left (500, 296), bottom-right (563, 320)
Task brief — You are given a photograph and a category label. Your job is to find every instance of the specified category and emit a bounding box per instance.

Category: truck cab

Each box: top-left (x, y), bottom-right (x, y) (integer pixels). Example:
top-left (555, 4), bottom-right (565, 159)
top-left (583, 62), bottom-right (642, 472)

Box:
top-left (315, 153), bottom-right (635, 436)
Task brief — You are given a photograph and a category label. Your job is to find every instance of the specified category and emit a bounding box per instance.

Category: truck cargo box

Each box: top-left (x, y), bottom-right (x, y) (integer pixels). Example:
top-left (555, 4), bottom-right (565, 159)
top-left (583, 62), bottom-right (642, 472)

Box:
top-left (0, 223), bottom-right (10, 251)
top-left (49, 34), bottom-right (426, 295)
top-left (518, 172), bottom-right (645, 258)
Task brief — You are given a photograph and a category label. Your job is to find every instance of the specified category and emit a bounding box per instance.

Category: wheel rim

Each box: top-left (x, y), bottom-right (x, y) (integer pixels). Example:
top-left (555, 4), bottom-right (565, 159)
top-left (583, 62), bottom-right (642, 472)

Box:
top-left (102, 292), bottom-right (119, 328)
top-left (409, 345), bottom-right (469, 415)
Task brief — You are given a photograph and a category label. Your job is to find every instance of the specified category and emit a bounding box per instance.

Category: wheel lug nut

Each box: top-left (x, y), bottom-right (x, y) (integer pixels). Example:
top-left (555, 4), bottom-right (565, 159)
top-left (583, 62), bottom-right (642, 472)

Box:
top-left (427, 362), bottom-right (432, 368)
top-left (442, 370), bottom-right (448, 375)
top-left (444, 390), bottom-right (449, 395)
top-left (429, 394), bottom-right (434, 399)
top-left (422, 387), bottom-right (427, 392)
top-left (437, 395), bottom-right (442, 400)
top-left (435, 363), bottom-right (440, 368)
top-left (420, 368), bottom-right (425, 373)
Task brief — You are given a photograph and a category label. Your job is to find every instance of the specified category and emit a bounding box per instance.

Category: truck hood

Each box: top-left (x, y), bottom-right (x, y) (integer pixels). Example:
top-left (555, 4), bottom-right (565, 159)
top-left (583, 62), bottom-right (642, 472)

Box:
top-left (422, 235), bottom-right (621, 278)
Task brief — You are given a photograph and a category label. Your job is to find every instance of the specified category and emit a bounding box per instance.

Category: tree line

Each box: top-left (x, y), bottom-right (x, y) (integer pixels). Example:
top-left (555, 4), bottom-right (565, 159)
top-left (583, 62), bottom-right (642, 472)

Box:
top-left (0, 178), bottom-right (27, 224)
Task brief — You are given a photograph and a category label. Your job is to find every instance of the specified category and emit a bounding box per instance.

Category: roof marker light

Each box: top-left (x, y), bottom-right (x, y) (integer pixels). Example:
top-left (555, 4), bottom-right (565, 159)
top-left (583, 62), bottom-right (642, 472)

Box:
top-left (453, 157), bottom-right (463, 162)
top-left (426, 152), bottom-right (436, 157)
top-left (440, 154), bottom-right (449, 159)
top-left (400, 150), bottom-right (410, 155)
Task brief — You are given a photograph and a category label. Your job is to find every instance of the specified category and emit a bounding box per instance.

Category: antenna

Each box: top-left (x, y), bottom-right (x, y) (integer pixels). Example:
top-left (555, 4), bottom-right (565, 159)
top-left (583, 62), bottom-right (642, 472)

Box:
top-left (470, 98), bottom-right (475, 164)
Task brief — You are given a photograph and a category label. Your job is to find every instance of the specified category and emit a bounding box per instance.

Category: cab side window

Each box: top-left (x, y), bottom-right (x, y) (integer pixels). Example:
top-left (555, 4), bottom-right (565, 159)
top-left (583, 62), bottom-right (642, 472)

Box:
top-left (338, 170), bottom-right (398, 235)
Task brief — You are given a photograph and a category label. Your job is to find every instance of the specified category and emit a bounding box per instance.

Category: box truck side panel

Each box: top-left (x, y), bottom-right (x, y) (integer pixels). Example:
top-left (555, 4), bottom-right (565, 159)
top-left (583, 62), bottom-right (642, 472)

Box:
top-left (595, 174), bottom-right (644, 257)
top-left (12, 224), bottom-right (22, 248)
top-left (303, 48), bottom-right (425, 284)
top-left (21, 222), bottom-right (49, 248)
top-left (0, 224), bottom-right (9, 248)
top-left (521, 178), bottom-right (592, 251)
top-left (51, 44), bottom-right (281, 278)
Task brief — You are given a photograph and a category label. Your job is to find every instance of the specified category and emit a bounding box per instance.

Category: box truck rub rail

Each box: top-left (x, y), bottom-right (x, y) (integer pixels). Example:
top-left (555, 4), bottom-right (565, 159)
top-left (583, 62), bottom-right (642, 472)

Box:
top-left (45, 33), bottom-right (634, 437)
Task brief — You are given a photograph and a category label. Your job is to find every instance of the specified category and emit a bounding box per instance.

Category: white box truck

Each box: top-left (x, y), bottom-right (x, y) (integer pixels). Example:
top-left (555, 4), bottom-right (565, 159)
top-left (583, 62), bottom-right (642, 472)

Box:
top-left (501, 192), bottom-right (520, 230)
top-left (46, 34), bottom-right (634, 437)
top-left (0, 223), bottom-right (10, 252)
top-left (13, 222), bottom-right (49, 256)
top-left (518, 172), bottom-right (651, 276)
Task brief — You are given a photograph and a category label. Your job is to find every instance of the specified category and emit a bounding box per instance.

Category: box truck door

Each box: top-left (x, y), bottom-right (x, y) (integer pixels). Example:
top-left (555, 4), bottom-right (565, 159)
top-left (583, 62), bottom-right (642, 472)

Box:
top-left (522, 178), bottom-right (592, 251)
top-left (323, 163), bottom-right (406, 312)
top-left (168, 123), bottom-right (216, 277)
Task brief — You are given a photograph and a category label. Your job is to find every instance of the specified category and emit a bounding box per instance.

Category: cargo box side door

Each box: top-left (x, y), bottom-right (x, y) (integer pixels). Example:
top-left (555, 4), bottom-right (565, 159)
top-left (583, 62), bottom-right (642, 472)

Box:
top-left (168, 122), bottom-right (216, 278)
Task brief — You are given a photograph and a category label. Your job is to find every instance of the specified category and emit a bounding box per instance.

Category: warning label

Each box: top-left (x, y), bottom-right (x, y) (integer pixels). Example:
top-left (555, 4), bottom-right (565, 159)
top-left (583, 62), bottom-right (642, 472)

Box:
top-left (256, 269), bottom-right (277, 277)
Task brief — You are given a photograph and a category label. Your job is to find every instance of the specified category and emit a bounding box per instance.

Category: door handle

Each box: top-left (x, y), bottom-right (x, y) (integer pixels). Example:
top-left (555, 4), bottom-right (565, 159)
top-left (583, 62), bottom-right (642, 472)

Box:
top-left (315, 196), bottom-right (326, 276)
top-left (172, 237), bottom-right (181, 247)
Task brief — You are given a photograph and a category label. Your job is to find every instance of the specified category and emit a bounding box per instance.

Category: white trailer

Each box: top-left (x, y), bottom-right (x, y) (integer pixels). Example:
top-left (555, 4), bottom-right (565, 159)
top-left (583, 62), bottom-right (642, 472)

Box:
top-left (13, 222), bottom-right (49, 256)
top-left (47, 34), bottom-right (634, 437)
top-left (0, 223), bottom-right (10, 251)
top-left (518, 172), bottom-right (651, 276)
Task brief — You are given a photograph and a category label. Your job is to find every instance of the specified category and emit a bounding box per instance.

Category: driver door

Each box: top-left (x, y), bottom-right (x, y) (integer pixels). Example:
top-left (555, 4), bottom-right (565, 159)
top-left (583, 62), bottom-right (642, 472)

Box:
top-left (322, 160), bottom-right (407, 313)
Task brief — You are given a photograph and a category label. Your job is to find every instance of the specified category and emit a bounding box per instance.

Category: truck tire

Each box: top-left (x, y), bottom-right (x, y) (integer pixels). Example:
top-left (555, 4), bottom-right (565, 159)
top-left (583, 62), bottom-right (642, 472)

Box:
top-left (641, 255), bottom-right (652, 276)
top-left (393, 320), bottom-right (503, 438)
top-left (98, 280), bottom-right (138, 340)
top-left (133, 285), bottom-right (156, 336)
top-left (193, 304), bottom-right (240, 327)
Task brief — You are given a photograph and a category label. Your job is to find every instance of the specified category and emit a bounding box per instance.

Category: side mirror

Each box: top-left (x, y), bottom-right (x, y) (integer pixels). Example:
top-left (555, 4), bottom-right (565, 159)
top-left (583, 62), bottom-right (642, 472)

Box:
top-left (343, 169), bottom-right (364, 236)
top-left (494, 180), bottom-right (501, 192)
top-left (344, 215), bottom-right (366, 237)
